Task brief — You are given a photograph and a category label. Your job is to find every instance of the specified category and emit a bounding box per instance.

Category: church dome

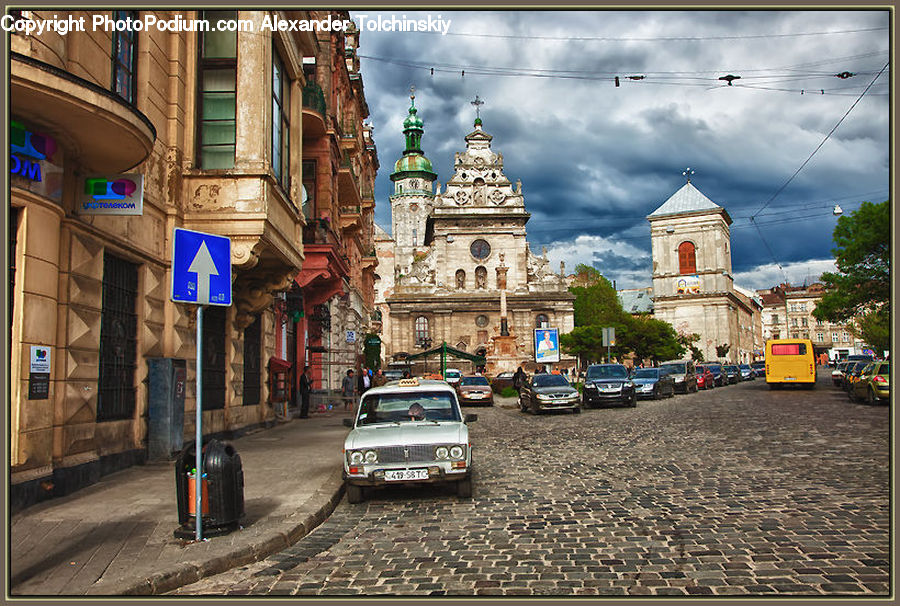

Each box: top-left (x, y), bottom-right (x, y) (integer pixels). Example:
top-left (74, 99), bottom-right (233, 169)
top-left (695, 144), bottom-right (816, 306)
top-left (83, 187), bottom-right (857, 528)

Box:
top-left (393, 153), bottom-right (433, 174)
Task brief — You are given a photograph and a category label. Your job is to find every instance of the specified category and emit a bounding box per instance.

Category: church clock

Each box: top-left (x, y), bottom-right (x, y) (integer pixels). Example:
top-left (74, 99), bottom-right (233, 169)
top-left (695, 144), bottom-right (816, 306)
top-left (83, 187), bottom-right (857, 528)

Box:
top-left (470, 239), bottom-right (491, 259)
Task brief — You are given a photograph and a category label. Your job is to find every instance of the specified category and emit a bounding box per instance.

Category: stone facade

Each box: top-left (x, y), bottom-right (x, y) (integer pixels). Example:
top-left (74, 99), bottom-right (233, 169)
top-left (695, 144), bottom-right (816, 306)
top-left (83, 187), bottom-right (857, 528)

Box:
top-left (648, 180), bottom-right (763, 363)
top-left (9, 10), bottom-right (376, 508)
top-left (380, 99), bottom-right (574, 373)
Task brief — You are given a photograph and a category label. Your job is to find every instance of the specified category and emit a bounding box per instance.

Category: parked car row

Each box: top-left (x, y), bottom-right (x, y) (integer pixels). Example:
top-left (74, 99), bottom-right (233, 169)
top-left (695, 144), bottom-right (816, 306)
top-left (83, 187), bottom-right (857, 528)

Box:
top-left (833, 360), bottom-right (889, 404)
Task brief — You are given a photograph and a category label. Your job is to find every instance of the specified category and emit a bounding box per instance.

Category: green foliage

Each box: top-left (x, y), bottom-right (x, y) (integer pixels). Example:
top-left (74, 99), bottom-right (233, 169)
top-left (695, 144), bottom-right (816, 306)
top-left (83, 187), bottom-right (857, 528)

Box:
top-left (851, 309), bottom-right (890, 356)
top-left (813, 200), bottom-right (890, 322)
top-left (568, 268), bottom-right (630, 328)
top-left (500, 386), bottom-right (519, 398)
top-left (619, 316), bottom-right (686, 364)
top-left (715, 343), bottom-right (731, 359)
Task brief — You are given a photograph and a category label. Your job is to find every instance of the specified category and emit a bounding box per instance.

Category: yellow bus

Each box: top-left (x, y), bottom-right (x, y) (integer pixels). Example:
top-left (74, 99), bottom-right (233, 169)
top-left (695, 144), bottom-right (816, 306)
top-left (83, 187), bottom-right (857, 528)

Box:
top-left (765, 338), bottom-right (816, 389)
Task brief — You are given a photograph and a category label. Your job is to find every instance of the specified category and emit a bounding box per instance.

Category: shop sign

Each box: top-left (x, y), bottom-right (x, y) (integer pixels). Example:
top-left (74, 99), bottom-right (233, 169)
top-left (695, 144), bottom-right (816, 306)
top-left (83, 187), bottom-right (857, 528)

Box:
top-left (10, 119), bottom-right (63, 202)
top-left (28, 345), bottom-right (51, 400)
top-left (79, 174), bottom-right (144, 215)
top-left (346, 330), bottom-right (356, 344)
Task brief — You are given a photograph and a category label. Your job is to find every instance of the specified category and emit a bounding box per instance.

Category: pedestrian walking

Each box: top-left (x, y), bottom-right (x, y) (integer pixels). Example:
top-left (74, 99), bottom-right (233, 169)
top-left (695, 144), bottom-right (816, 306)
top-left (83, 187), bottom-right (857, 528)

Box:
top-left (513, 366), bottom-right (526, 392)
top-left (372, 368), bottom-right (387, 388)
top-left (342, 369), bottom-right (356, 411)
top-left (298, 365), bottom-right (312, 418)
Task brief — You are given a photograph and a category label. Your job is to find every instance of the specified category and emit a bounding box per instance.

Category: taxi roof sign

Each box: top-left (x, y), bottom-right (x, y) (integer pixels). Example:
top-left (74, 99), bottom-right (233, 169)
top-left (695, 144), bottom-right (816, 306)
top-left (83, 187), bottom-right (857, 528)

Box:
top-left (398, 378), bottom-right (420, 387)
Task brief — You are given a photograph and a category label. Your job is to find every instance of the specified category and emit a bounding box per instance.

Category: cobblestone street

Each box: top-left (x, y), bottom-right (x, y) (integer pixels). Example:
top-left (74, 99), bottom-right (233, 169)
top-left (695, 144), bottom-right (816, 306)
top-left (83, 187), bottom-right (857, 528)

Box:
top-left (172, 375), bottom-right (890, 596)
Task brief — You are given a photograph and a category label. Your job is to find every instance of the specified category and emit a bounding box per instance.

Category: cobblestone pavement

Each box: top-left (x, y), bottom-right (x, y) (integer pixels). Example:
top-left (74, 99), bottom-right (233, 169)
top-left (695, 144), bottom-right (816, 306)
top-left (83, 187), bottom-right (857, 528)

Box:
top-left (172, 375), bottom-right (890, 596)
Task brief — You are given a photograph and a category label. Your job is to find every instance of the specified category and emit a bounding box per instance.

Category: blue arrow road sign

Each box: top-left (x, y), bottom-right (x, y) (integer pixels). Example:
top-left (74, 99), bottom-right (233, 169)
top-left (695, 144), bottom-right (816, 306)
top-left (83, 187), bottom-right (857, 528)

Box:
top-left (171, 228), bottom-right (232, 306)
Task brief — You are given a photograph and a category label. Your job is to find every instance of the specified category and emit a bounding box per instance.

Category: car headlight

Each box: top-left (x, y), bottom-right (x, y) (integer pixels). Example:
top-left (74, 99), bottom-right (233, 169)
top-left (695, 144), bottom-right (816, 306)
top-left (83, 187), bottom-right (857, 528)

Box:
top-left (435, 446), bottom-right (449, 459)
top-left (584, 383), bottom-right (597, 390)
top-left (449, 445), bottom-right (465, 459)
top-left (536, 394), bottom-right (552, 401)
top-left (674, 376), bottom-right (684, 382)
top-left (364, 450), bottom-right (378, 463)
top-left (624, 381), bottom-right (633, 388)
top-left (349, 451), bottom-right (364, 465)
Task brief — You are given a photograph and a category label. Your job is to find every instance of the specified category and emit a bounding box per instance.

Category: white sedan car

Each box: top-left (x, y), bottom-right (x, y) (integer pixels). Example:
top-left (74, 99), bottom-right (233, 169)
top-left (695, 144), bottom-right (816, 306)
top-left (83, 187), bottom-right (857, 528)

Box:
top-left (342, 379), bottom-right (476, 503)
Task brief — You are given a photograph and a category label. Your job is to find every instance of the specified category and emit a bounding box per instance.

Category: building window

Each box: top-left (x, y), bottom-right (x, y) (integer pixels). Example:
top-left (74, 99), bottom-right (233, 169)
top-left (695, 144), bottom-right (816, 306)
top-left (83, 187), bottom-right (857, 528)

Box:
top-left (243, 315), bottom-right (261, 406)
top-left (111, 11), bottom-right (138, 103)
top-left (97, 253), bottom-right (138, 422)
top-left (202, 306), bottom-right (227, 409)
top-left (677, 241), bottom-right (696, 275)
top-left (198, 10), bottom-right (238, 169)
top-left (771, 314), bottom-right (779, 324)
top-left (475, 266), bottom-right (487, 289)
top-left (536, 314), bottom-right (549, 328)
top-left (833, 332), bottom-right (840, 343)
top-left (791, 318), bottom-right (798, 327)
top-left (9, 207), bottom-right (19, 348)
top-left (414, 316), bottom-right (429, 346)
top-left (455, 269), bottom-right (466, 290)
top-left (799, 303), bottom-right (806, 311)
top-left (801, 318), bottom-right (808, 327)
top-left (773, 332), bottom-right (780, 339)
top-left (842, 332), bottom-right (849, 343)
top-left (816, 332), bottom-right (824, 342)
top-left (272, 46), bottom-right (290, 191)
top-left (412, 228), bottom-right (417, 247)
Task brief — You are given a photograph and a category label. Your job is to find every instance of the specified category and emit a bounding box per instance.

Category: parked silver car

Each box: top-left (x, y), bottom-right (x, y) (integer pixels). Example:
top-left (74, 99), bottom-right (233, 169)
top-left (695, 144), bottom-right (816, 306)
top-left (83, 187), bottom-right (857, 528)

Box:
top-left (342, 379), bottom-right (476, 503)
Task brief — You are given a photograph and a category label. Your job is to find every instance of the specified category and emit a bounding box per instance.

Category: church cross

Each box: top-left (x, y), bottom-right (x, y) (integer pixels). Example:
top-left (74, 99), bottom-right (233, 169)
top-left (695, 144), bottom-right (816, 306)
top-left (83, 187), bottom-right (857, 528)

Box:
top-left (682, 167), bottom-right (694, 183)
top-left (409, 85), bottom-right (416, 106)
top-left (471, 94), bottom-right (484, 120)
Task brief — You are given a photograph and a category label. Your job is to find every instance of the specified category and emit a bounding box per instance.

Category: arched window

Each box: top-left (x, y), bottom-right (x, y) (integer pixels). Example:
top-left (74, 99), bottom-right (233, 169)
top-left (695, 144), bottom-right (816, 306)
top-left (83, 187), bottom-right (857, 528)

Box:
top-left (475, 266), bottom-right (487, 289)
top-left (415, 316), bottom-right (429, 344)
top-left (678, 241), bottom-right (696, 275)
top-left (536, 314), bottom-right (549, 328)
top-left (456, 269), bottom-right (466, 290)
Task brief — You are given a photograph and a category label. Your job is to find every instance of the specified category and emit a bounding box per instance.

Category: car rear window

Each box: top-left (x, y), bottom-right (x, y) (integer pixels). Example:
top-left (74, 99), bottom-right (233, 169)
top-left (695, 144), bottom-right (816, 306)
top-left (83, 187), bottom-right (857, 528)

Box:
top-left (771, 343), bottom-right (807, 355)
top-left (660, 363), bottom-right (686, 374)
top-left (632, 369), bottom-right (659, 379)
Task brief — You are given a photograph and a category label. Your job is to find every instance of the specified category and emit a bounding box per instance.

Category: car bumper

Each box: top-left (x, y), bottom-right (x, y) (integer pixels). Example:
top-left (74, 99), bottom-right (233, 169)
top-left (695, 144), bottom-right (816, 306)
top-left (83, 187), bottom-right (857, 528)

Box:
top-left (459, 394), bottom-right (494, 406)
top-left (344, 465), bottom-right (470, 487)
top-left (582, 391), bottom-right (633, 405)
top-left (535, 398), bottom-right (580, 410)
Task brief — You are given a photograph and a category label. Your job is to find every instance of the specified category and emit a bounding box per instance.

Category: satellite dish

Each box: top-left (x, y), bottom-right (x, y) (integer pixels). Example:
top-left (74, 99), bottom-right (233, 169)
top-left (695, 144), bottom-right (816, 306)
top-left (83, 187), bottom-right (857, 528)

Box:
top-left (301, 185), bottom-right (308, 204)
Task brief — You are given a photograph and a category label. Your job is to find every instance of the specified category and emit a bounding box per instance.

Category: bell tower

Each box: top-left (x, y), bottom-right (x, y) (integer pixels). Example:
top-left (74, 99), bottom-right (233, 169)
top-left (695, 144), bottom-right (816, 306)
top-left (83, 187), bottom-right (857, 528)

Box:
top-left (390, 87), bottom-right (437, 258)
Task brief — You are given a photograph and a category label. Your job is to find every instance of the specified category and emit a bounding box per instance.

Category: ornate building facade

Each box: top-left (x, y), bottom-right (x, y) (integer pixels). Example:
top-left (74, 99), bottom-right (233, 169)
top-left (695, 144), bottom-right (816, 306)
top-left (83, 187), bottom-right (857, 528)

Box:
top-left (379, 95), bottom-right (574, 373)
top-left (8, 10), bottom-right (377, 510)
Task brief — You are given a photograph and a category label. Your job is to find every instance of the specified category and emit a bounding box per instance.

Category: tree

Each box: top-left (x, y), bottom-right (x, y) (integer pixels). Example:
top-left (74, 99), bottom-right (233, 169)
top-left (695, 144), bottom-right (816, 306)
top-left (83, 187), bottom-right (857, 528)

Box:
top-left (715, 343), bottom-right (731, 359)
top-left (851, 309), bottom-right (890, 357)
top-left (560, 325), bottom-right (627, 363)
top-left (618, 315), bottom-right (685, 364)
top-left (814, 200), bottom-right (890, 322)
top-left (568, 264), bottom-right (630, 328)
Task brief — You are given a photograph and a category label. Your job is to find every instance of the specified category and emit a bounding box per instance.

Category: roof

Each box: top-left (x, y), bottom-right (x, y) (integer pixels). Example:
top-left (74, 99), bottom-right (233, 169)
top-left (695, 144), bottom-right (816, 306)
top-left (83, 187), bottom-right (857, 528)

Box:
top-left (617, 288), bottom-right (654, 314)
top-left (648, 182), bottom-right (732, 224)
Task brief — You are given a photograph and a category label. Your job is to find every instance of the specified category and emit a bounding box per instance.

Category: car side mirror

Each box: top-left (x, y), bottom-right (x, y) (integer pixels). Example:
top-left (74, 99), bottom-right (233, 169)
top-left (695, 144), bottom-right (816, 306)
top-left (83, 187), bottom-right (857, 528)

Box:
top-left (464, 414), bottom-right (478, 423)
top-left (343, 418), bottom-right (354, 428)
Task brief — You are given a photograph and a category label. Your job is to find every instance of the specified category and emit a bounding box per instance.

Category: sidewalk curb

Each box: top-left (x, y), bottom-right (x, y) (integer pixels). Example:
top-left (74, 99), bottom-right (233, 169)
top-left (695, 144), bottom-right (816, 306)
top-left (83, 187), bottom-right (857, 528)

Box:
top-left (86, 468), bottom-right (345, 596)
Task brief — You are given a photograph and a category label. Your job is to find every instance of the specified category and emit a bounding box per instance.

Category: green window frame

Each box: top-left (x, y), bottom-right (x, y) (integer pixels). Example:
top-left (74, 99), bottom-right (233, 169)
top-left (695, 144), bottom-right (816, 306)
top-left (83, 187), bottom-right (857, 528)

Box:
top-left (111, 10), bottom-right (138, 103)
top-left (272, 46), bottom-right (291, 191)
top-left (197, 10), bottom-right (237, 169)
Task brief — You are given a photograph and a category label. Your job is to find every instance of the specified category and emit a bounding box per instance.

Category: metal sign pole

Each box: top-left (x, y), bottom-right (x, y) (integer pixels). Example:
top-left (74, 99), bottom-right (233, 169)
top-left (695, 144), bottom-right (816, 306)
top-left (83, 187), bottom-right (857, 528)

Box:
top-left (195, 305), bottom-right (204, 541)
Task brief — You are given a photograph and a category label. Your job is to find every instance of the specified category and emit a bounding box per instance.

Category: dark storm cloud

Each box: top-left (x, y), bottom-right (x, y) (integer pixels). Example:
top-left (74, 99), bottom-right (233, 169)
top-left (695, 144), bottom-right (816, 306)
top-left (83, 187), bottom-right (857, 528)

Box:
top-left (356, 9), bottom-right (890, 289)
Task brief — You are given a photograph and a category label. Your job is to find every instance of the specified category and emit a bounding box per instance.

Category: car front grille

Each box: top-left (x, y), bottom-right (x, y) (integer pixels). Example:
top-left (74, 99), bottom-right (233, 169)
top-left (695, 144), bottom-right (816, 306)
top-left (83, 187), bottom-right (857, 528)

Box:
top-left (375, 445), bottom-right (435, 463)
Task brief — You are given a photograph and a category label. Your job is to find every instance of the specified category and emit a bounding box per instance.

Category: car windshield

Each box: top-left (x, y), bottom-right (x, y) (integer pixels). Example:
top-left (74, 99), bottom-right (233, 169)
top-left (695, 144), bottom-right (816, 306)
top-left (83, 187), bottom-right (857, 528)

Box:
top-left (876, 363), bottom-right (890, 375)
top-left (660, 363), bottom-right (686, 374)
top-left (740, 365), bottom-right (750, 370)
top-left (533, 374), bottom-right (571, 387)
top-left (497, 373), bottom-right (513, 379)
top-left (445, 370), bottom-right (461, 378)
top-left (632, 368), bottom-right (659, 379)
top-left (357, 391), bottom-right (460, 425)
top-left (461, 376), bottom-right (490, 386)
top-left (586, 366), bottom-right (628, 379)
top-left (751, 362), bottom-right (765, 368)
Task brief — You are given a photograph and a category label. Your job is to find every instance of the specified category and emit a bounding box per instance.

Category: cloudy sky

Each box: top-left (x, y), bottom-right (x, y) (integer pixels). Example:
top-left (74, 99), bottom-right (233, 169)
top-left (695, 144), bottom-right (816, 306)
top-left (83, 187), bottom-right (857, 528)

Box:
top-left (351, 9), bottom-right (890, 291)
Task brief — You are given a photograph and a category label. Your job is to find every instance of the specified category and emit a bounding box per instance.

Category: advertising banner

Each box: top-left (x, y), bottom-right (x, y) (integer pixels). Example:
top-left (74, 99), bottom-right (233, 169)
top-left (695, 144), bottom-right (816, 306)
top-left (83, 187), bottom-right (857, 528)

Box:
top-left (79, 174), bottom-right (144, 215)
top-left (534, 328), bottom-right (560, 363)
top-left (675, 274), bottom-right (701, 295)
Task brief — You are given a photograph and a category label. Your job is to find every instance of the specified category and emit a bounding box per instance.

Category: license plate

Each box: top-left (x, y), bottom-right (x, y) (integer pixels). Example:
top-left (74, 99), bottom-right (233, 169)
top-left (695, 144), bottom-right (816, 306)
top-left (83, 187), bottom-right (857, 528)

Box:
top-left (784, 377), bottom-right (796, 381)
top-left (384, 469), bottom-right (429, 482)
top-left (601, 386), bottom-right (618, 392)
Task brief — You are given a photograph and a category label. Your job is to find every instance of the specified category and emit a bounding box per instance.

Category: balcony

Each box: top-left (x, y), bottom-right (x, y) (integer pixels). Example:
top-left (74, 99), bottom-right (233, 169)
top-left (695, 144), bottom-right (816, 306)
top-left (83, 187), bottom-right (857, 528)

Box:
top-left (339, 205), bottom-right (361, 232)
top-left (338, 156), bottom-right (362, 207)
top-left (302, 82), bottom-right (327, 138)
top-left (361, 187), bottom-right (375, 209)
top-left (10, 53), bottom-right (155, 173)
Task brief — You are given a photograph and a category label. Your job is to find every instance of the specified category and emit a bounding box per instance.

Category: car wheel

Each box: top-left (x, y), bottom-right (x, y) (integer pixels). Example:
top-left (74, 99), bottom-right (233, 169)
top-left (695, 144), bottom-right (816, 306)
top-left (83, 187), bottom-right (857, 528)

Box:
top-left (573, 406), bottom-right (581, 414)
top-left (867, 387), bottom-right (876, 405)
top-left (456, 476), bottom-right (473, 498)
top-left (346, 483), bottom-right (364, 504)
top-left (629, 394), bottom-right (637, 407)
top-left (691, 382), bottom-right (698, 393)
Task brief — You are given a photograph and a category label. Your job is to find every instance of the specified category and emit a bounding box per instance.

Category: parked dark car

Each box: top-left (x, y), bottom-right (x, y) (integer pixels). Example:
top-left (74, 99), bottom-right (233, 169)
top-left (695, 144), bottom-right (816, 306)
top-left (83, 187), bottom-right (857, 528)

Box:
top-left (706, 363), bottom-right (726, 386)
top-left (831, 361), bottom-right (849, 387)
top-left (657, 360), bottom-right (698, 393)
top-left (581, 364), bottom-right (636, 408)
top-left (630, 367), bottom-right (676, 400)
top-left (695, 365), bottom-right (716, 390)
top-left (849, 361), bottom-right (890, 404)
top-left (519, 373), bottom-right (581, 414)
top-left (723, 365), bottom-right (741, 384)
top-left (750, 361), bottom-right (766, 378)
top-left (842, 361), bottom-right (869, 393)
top-left (490, 372), bottom-right (516, 393)
top-left (739, 364), bottom-right (754, 381)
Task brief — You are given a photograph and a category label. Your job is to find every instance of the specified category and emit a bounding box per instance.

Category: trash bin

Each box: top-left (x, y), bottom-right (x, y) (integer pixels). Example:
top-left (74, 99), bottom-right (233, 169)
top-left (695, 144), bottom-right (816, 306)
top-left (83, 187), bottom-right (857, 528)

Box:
top-left (174, 439), bottom-right (244, 538)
